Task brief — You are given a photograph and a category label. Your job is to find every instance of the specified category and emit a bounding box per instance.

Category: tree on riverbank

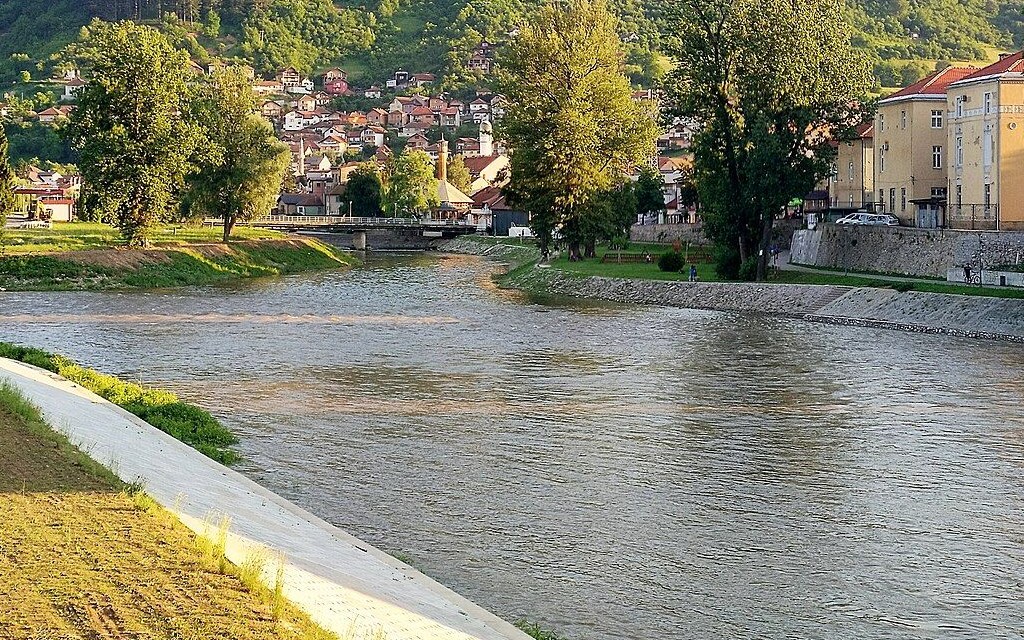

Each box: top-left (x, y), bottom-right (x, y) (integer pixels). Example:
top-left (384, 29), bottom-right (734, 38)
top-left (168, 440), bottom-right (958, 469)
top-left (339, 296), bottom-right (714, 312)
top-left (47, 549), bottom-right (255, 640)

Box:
top-left (382, 150), bottom-right (438, 216)
top-left (0, 125), bottom-right (15, 251)
top-left (183, 67), bottom-right (290, 242)
top-left (662, 0), bottom-right (872, 280)
top-left (64, 21), bottom-right (202, 247)
top-left (497, 0), bottom-right (657, 260)
top-left (339, 163), bottom-right (384, 217)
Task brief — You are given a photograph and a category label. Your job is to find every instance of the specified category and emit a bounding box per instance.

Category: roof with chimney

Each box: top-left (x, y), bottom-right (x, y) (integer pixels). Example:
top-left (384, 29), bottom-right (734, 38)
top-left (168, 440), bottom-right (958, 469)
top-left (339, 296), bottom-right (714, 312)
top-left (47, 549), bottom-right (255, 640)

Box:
top-left (879, 66), bottom-right (978, 104)
top-left (952, 51), bottom-right (1024, 85)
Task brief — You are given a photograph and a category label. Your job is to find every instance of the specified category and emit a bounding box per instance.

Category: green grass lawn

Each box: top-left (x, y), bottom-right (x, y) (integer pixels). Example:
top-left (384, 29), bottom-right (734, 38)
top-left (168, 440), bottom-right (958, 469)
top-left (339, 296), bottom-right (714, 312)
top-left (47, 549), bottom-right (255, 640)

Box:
top-left (546, 241), bottom-right (1024, 299)
top-left (551, 243), bottom-right (721, 282)
top-left (1, 222), bottom-right (285, 255)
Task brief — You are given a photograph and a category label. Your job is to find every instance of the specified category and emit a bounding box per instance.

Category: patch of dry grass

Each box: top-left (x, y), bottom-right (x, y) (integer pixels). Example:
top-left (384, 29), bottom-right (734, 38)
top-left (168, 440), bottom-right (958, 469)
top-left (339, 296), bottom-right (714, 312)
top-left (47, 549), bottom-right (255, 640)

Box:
top-left (0, 383), bottom-right (336, 640)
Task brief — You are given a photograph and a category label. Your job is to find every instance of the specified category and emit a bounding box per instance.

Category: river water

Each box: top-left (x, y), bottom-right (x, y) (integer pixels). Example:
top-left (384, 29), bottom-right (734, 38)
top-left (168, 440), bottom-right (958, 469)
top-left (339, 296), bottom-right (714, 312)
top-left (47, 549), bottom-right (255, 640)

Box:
top-left (2, 252), bottom-right (1024, 639)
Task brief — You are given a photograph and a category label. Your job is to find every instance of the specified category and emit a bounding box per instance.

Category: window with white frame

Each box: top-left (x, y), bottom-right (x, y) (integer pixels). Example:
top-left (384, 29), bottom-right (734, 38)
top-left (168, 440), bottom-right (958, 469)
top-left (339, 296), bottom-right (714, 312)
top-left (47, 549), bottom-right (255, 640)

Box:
top-left (880, 146), bottom-right (886, 172)
top-left (931, 110), bottom-right (943, 128)
top-left (955, 96), bottom-right (964, 118)
top-left (900, 187), bottom-right (907, 212)
top-left (955, 136), bottom-right (963, 167)
top-left (889, 188), bottom-right (895, 213)
top-left (984, 183), bottom-right (992, 211)
top-left (879, 113), bottom-right (885, 132)
top-left (984, 92), bottom-right (993, 115)
top-left (900, 110), bottom-right (907, 129)
top-left (932, 145), bottom-right (942, 169)
top-left (848, 161), bottom-right (854, 182)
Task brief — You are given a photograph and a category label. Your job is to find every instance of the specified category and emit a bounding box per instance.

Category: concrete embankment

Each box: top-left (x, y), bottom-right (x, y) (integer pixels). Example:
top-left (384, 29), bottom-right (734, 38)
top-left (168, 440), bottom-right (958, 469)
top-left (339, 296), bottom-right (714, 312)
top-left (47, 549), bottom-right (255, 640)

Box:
top-left (0, 357), bottom-right (530, 640)
top-left (441, 237), bottom-right (1024, 342)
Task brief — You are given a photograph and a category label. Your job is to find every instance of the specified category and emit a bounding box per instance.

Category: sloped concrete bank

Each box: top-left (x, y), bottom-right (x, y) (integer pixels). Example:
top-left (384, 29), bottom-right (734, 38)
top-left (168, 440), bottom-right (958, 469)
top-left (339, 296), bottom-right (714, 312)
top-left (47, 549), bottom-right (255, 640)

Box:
top-left (0, 356), bottom-right (531, 640)
top-left (440, 237), bottom-right (1024, 342)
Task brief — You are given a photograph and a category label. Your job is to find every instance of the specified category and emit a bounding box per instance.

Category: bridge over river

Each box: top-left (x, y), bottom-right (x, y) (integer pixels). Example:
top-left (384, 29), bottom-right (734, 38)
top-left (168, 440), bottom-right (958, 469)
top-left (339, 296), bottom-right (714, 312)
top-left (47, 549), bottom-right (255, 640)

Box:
top-left (252, 215), bottom-right (479, 249)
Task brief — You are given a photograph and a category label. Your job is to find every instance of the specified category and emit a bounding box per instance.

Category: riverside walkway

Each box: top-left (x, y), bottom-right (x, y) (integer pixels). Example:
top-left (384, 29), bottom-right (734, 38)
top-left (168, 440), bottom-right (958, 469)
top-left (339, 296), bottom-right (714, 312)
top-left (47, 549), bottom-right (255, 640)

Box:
top-left (0, 358), bottom-right (530, 640)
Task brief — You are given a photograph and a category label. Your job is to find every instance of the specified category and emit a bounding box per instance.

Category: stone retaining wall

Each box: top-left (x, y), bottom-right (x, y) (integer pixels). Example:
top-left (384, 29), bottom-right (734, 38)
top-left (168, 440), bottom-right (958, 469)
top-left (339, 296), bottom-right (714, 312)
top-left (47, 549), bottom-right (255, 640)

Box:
top-left (440, 237), bottom-right (1024, 342)
top-left (791, 225), bottom-right (1024, 278)
top-left (630, 219), bottom-right (803, 249)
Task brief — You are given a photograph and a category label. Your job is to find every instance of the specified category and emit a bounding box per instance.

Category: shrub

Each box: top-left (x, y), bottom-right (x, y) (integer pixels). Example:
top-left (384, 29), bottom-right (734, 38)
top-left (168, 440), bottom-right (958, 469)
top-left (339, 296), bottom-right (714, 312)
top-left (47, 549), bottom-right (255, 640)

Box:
top-left (658, 250), bottom-right (684, 272)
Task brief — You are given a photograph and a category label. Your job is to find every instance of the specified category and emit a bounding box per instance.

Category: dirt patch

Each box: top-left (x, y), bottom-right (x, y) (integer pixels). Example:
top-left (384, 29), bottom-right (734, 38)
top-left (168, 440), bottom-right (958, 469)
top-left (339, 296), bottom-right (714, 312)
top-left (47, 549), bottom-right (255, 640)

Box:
top-left (54, 239), bottom-right (318, 270)
top-left (0, 405), bottom-right (332, 640)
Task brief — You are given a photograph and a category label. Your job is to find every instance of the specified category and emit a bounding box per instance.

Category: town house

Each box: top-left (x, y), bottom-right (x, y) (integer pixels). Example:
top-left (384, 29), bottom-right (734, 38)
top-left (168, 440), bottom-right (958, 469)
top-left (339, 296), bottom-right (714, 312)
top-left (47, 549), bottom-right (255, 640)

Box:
top-left (946, 52), bottom-right (1024, 230)
top-left (874, 65), bottom-right (976, 226)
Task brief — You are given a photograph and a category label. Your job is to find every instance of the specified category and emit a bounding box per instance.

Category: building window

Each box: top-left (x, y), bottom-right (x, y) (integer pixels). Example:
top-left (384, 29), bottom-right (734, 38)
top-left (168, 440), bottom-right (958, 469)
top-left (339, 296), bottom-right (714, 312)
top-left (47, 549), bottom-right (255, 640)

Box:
top-left (932, 145), bottom-right (943, 169)
top-left (984, 92), bottom-right (993, 115)
top-left (983, 128), bottom-right (993, 167)
top-left (879, 189), bottom-right (885, 210)
top-left (931, 187), bottom-right (947, 198)
top-left (880, 147), bottom-right (886, 172)
top-left (955, 136), bottom-right (963, 167)
top-left (850, 194), bottom-right (855, 207)
top-left (889, 188), bottom-right (895, 213)
top-left (901, 110), bottom-right (907, 129)
top-left (956, 184), bottom-right (963, 207)
top-left (901, 188), bottom-right (907, 212)
top-left (848, 161), bottom-right (855, 182)
top-left (955, 96), bottom-right (964, 118)
top-left (931, 110), bottom-right (943, 128)
top-left (879, 113), bottom-right (885, 132)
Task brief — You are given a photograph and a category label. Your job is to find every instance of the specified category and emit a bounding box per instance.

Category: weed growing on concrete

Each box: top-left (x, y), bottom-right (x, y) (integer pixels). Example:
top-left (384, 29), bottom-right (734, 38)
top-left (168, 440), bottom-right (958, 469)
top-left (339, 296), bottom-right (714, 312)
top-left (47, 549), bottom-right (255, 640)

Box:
top-left (516, 620), bottom-right (571, 640)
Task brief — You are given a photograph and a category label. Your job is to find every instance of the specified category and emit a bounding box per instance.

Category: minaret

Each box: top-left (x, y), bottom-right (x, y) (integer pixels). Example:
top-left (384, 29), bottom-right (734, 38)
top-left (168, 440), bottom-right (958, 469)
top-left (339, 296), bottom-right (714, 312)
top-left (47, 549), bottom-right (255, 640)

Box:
top-left (479, 121), bottom-right (493, 156)
top-left (438, 138), bottom-right (448, 183)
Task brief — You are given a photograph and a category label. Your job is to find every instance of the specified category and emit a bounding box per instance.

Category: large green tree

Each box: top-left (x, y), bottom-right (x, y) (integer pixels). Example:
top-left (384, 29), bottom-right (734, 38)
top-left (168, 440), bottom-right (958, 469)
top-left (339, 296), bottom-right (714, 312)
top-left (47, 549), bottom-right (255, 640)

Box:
top-left (339, 163), bottom-right (384, 217)
top-left (184, 67), bottom-right (290, 241)
top-left (663, 0), bottom-right (873, 280)
top-left (63, 21), bottom-right (202, 247)
top-left (447, 154), bottom-right (473, 194)
top-left (0, 125), bottom-right (15, 252)
top-left (497, 0), bottom-right (658, 260)
top-left (382, 150), bottom-right (438, 216)
top-left (635, 165), bottom-right (665, 218)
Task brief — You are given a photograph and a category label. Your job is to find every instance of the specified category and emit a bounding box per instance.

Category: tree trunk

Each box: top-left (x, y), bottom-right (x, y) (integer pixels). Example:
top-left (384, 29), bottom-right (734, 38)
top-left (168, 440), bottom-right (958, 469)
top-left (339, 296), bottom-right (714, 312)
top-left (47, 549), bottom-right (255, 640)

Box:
top-left (568, 240), bottom-right (582, 262)
top-left (755, 210), bottom-right (774, 281)
top-left (223, 215), bottom-right (235, 243)
top-left (584, 240), bottom-right (596, 258)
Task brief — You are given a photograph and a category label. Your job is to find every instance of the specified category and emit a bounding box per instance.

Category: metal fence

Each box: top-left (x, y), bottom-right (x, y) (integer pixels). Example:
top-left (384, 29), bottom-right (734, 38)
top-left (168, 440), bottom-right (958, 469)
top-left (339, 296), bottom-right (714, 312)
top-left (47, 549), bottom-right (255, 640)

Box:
top-left (946, 204), bottom-right (1000, 231)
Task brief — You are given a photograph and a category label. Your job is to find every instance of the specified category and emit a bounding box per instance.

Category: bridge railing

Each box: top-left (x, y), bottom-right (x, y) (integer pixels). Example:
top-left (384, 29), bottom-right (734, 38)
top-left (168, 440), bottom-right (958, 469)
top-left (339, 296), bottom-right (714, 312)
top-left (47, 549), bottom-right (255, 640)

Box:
top-left (254, 215), bottom-right (477, 228)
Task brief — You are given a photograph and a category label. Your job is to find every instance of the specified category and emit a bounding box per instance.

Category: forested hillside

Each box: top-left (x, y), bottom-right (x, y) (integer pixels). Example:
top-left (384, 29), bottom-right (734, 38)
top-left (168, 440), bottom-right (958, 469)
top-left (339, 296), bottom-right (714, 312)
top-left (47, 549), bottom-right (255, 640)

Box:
top-left (0, 0), bottom-right (1021, 87)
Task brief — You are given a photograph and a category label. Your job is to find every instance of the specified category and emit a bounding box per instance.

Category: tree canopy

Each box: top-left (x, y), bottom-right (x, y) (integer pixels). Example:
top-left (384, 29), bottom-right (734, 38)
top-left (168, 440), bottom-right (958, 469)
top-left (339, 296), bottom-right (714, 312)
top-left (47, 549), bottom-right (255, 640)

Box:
top-left (382, 150), bottom-right (438, 216)
top-left (63, 21), bottom-right (202, 247)
top-left (184, 66), bottom-right (291, 241)
top-left (663, 0), bottom-right (873, 280)
top-left (498, 0), bottom-right (658, 259)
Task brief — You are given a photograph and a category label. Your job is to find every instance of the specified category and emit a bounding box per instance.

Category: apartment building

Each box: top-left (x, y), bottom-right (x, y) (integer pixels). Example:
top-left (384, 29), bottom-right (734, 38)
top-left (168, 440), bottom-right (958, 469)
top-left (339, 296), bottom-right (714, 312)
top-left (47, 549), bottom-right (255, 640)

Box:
top-left (874, 66), bottom-right (976, 226)
top-left (828, 123), bottom-right (875, 212)
top-left (946, 52), bottom-right (1024, 230)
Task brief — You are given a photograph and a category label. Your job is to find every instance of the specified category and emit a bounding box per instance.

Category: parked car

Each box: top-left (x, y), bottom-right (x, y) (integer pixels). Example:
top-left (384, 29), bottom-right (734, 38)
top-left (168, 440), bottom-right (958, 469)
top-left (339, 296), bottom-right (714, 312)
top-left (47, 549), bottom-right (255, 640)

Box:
top-left (837, 212), bottom-right (872, 225)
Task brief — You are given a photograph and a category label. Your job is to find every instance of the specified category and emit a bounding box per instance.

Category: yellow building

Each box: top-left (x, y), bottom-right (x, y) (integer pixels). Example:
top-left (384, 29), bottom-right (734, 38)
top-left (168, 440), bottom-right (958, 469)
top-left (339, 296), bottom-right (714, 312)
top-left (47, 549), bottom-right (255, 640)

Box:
top-left (874, 66), bottom-right (976, 226)
top-left (947, 52), bottom-right (1024, 231)
top-left (828, 123), bottom-right (875, 212)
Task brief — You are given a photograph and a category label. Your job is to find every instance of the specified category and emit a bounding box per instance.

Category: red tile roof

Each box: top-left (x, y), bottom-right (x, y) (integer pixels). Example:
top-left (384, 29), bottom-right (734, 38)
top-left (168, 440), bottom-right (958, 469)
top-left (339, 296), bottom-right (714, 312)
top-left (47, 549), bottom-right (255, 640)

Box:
top-left (854, 123), bottom-right (874, 138)
top-left (881, 66), bottom-right (977, 102)
top-left (956, 51), bottom-right (1024, 82)
top-left (462, 155), bottom-right (503, 175)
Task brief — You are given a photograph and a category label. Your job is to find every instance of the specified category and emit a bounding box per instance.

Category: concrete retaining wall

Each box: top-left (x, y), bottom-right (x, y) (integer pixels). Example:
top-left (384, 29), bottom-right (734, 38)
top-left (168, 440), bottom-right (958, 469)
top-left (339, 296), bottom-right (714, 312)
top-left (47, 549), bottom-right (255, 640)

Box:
top-left (791, 225), bottom-right (1024, 278)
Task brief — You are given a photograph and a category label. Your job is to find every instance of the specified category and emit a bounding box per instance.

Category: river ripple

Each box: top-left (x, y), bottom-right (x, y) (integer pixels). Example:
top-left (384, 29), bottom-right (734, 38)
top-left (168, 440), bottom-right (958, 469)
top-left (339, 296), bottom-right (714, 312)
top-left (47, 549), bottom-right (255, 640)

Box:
top-left (2, 252), bottom-right (1023, 639)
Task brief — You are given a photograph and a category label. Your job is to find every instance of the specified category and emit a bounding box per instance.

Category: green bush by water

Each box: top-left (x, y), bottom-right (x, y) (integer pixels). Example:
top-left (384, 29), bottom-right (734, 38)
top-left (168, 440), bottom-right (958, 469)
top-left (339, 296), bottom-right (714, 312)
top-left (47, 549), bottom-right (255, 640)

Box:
top-left (657, 251), bottom-right (684, 273)
top-left (0, 342), bottom-right (239, 464)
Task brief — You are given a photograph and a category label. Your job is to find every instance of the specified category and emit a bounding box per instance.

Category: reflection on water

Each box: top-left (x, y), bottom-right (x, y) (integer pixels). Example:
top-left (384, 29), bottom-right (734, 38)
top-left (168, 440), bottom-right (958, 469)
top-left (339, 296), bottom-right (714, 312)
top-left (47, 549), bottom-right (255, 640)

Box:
top-left (2, 252), bottom-right (1024, 639)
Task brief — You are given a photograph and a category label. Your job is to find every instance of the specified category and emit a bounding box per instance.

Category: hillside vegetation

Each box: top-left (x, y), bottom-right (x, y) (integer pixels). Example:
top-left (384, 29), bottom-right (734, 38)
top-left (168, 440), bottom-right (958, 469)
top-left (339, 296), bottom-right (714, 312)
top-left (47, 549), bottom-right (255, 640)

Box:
top-left (0, 0), bottom-right (1021, 88)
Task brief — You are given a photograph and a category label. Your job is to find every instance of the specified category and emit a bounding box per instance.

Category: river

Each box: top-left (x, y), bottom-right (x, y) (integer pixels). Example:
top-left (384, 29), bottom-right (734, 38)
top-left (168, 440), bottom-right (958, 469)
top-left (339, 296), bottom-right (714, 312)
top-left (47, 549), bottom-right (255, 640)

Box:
top-left (2, 252), bottom-right (1023, 639)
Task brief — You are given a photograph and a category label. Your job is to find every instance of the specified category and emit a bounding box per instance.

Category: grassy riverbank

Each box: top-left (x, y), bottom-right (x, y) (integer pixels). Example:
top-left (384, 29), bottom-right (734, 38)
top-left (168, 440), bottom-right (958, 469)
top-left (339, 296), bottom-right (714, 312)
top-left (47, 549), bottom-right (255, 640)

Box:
top-left (0, 343), bottom-right (238, 464)
top-left (0, 222), bottom-right (355, 291)
top-left (0, 383), bottom-right (335, 640)
top-left (467, 237), bottom-right (1024, 300)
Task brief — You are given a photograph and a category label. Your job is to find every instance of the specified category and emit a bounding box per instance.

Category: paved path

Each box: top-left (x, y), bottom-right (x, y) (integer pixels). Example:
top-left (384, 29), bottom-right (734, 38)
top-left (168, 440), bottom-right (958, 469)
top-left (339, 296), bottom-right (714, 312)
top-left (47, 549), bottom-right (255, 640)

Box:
top-left (0, 358), bottom-right (530, 640)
